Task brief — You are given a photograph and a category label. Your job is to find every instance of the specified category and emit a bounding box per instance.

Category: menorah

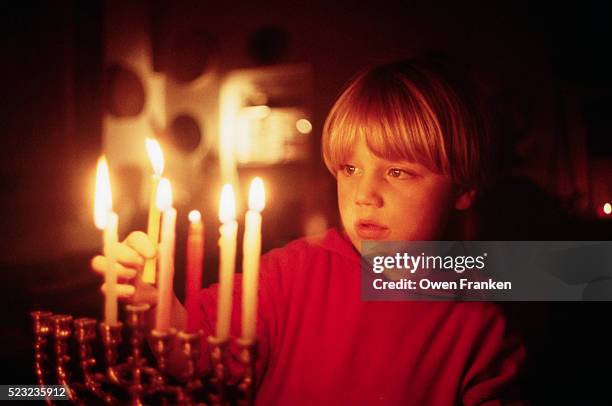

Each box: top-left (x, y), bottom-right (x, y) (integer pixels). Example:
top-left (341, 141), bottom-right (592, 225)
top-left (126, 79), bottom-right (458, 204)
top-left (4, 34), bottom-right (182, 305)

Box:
top-left (31, 303), bottom-right (257, 405)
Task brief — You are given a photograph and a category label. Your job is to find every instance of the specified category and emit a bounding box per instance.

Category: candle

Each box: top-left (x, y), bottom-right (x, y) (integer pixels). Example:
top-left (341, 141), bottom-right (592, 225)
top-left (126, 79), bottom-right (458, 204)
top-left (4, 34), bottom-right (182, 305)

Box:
top-left (155, 178), bottom-right (177, 331)
top-left (186, 210), bottom-right (204, 332)
top-left (216, 184), bottom-right (238, 341)
top-left (94, 156), bottom-right (119, 325)
top-left (142, 138), bottom-right (164, 284)
top-left (241, 178), bottom-right (265, 341)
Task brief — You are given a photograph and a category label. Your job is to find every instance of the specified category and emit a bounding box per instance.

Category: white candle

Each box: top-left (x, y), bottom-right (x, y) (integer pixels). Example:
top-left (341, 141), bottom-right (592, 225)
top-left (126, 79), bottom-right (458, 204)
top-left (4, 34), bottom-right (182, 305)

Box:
top-left (155, 178), bottom-right (177, 331)
top-left (216, 184), bottom-right (238, 341)
top-left (94, 156), bottom-right (119, 325)
top-left (143, 138), bottom-right (165, 284)
top-left (103, 212), bottom-right (119, 325)
top-left (241, 178), bottom-right (265, 341)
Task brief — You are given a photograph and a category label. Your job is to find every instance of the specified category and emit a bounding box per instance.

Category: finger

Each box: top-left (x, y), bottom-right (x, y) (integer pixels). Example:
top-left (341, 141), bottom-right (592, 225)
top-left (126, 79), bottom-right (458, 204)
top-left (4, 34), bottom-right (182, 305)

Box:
top-left (124, 231), bottom-right (156, 259)
top-left (132, 284), bottom-right (158, 305)
top-left (91, 255), bottom-right (138, 279)
top-left (101, 283), bottom-right (135, 298)
top-left (91, 256), bottom-right (138, 279)
top-left (114, 243), bottom-right (145, 268)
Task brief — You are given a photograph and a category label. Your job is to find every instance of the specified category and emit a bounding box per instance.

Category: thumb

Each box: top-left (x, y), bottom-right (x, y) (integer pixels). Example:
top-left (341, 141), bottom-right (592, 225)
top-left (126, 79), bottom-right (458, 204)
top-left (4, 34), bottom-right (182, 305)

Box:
top-left (131, 278), bottom-right (158, 305)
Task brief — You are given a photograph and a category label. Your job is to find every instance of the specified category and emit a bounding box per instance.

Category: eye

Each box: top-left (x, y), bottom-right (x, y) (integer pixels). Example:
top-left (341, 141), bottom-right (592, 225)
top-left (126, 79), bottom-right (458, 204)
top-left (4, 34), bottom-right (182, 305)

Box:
top-left (340, 164), bottom-right (357, 176)
top-left (387, 168), bottom-right (415, 179)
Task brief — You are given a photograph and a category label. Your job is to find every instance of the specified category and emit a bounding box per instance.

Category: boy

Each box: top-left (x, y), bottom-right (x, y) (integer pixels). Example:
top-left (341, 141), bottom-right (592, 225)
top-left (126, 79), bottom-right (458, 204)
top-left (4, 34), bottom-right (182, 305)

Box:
top-left (93, 58), bottom-right (526, 405)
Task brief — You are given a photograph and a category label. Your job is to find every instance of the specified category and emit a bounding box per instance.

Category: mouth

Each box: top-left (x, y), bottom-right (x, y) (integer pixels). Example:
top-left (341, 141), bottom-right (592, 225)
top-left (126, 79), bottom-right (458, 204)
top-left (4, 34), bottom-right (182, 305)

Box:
top-left (355, 220), bottom-right (390, 240)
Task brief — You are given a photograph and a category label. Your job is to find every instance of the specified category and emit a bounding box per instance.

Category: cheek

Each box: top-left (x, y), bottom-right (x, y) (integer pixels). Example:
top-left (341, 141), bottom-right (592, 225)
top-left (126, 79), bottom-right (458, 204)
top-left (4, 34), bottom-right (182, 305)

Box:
top-left (388, 182), bottom-right (455, 237)
top-left (337, 176), bottom-right (354, 203)
top-left (337, 179), bottom-right (354, 217)
top-left (409, 185), bottom-right (454, 213)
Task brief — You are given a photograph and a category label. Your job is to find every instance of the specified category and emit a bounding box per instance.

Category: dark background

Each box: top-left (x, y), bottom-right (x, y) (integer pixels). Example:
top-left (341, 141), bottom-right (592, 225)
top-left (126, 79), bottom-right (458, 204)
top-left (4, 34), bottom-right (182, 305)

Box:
top-left (1, 1), bottom-right (612, 404)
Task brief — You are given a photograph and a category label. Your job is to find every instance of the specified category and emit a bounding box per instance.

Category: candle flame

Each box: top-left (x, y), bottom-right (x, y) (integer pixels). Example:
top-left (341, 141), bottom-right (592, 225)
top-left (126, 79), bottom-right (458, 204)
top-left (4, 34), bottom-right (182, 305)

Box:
top-left (248, 177), bottom-right (265, 212)
top-left (189, 210), bottom-right (201, 223)
top-left (94, 156), bottom-right (113, 230)
top-left (604, 202), bottom-right (612, 215)
top-left (146, 138), bottom-right (164, 175)
top-left (156, 178), bottom-right (173, 211)
top-left (219, 184), bottom-right (236, 223)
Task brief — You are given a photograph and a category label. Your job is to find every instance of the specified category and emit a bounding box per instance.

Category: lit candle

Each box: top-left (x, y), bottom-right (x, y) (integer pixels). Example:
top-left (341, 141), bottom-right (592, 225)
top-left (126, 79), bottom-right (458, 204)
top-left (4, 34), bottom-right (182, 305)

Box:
top-left (216, 184), bottom-right (238, 341)
top-left (186, 210), bottom-right (204, 332)
top-left (241, 178), bottom-right (265, 342)
top-left (94, 156), bottom-right (119, 325)
top-left (155, 178), bottom-right (177, 331)
top-left (142, 138), bottom-right (164, 284)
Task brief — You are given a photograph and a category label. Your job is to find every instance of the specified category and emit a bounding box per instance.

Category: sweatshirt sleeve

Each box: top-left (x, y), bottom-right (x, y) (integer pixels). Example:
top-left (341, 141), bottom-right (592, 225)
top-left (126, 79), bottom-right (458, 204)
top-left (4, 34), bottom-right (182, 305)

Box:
top-left (461, 304), bottom-right (529, 406)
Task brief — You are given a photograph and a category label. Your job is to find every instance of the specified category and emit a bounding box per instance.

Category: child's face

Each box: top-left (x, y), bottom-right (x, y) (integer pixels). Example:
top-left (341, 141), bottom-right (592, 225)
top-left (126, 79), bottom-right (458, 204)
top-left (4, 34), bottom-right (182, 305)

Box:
top-left (337, 138), bottom-right (465, 251)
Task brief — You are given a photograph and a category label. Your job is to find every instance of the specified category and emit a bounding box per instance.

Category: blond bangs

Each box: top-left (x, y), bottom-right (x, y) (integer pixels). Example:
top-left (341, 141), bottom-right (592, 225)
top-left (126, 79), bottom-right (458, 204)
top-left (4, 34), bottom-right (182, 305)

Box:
top-left (323, 74), bottom-right (450, 177)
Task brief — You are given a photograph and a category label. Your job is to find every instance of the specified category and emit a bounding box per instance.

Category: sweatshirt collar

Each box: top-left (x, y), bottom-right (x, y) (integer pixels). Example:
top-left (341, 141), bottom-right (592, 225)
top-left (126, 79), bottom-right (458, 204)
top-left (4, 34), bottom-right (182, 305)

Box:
top-left (308, 228), bottom-right (361, 264)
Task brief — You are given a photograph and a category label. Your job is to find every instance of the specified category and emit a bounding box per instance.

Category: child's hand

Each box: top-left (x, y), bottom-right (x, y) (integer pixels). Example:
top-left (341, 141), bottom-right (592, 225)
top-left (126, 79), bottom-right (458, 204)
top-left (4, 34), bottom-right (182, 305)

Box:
top-left (91, 231), bottom-right (158, 306)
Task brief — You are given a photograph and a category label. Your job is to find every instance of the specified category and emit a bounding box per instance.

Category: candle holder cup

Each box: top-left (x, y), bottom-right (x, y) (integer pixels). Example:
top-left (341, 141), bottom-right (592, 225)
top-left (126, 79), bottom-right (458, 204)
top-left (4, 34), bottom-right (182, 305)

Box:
top-left (30, 305), bottom-right (258, 405)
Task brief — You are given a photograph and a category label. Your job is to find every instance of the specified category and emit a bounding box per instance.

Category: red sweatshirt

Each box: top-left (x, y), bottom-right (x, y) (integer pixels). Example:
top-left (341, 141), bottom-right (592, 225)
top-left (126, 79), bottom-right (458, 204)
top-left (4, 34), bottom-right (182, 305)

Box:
top-left (196, 229), bottom-right (527, 405)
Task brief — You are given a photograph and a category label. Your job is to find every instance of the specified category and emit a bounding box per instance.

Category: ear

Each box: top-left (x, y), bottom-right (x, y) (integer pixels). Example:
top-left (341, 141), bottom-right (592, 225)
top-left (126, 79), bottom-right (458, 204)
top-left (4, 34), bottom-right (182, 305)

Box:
top-left (454, 188), bottom-right (477, 210)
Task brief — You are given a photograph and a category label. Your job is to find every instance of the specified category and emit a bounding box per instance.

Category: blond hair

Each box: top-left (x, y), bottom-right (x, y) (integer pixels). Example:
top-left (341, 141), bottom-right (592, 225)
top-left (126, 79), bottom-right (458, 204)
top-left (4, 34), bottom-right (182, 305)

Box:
top-left (322, 59), bottom-right (490, 189)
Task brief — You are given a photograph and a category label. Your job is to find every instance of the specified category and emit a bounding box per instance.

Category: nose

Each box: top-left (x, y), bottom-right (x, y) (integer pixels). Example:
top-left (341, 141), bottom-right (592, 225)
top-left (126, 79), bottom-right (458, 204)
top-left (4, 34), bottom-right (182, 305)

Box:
top-left (354, 173), bottom-right (383, 207)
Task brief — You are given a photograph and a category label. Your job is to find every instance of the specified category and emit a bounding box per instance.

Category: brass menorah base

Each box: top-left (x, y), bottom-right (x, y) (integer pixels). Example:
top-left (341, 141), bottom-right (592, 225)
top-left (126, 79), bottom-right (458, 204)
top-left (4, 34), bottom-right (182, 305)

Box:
top-left (31, 304), bottom-right (256, 405)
